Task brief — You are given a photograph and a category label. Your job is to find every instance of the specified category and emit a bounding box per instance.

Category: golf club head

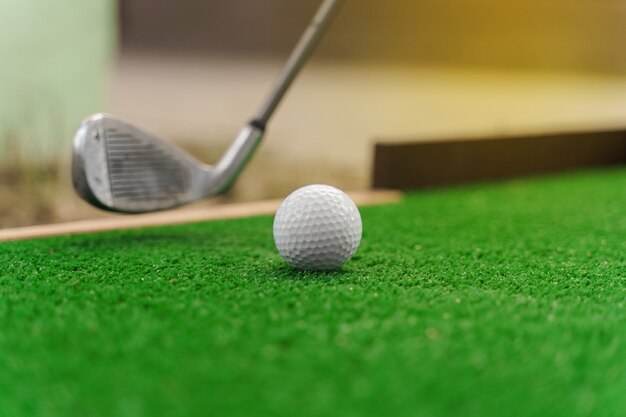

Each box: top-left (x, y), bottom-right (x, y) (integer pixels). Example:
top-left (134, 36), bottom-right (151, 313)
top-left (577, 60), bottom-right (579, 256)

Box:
top-left (72, 114), bottom-right (213, 213)
top-left (71, 0), bottom-right (336, 214)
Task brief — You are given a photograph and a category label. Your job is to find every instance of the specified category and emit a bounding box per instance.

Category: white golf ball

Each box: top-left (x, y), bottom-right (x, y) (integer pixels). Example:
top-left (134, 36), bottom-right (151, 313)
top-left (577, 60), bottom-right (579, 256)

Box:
top-left (273, 184), bottom-right (362, 271)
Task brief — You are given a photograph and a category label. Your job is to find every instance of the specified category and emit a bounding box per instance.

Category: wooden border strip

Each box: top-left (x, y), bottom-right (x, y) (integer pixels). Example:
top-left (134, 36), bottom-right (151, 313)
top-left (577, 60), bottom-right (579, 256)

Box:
top-left (373, 128), bottom-right (626, 190)
top-left (0, 190), bottom-right (402, 242)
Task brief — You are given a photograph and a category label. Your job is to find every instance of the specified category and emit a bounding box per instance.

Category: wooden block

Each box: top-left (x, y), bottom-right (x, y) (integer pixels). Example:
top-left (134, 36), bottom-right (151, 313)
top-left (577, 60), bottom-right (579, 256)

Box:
top-left (373, 128), bottom-right (626, 190)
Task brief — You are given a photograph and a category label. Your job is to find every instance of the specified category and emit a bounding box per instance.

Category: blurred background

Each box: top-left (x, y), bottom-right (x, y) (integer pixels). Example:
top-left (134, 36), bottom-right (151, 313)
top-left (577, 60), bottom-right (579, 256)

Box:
top-left (1, 0), bottom-right (626, 228)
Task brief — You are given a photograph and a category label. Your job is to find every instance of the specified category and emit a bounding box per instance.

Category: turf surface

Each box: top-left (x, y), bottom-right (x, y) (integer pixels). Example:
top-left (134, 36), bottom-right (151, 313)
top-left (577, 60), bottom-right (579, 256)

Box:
top-left (1, 168), bottom-right (625, 417)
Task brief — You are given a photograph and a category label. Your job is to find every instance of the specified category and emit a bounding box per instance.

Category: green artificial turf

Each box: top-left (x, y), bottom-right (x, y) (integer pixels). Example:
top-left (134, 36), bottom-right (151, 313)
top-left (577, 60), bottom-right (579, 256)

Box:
top-left (1, 168), bottom-right (625, 417)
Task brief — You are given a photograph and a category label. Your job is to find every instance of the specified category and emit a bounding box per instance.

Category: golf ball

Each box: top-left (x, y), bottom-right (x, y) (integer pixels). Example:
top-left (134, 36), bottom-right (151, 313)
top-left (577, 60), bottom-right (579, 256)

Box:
top-left (273, 184), bottom-right (362, 271)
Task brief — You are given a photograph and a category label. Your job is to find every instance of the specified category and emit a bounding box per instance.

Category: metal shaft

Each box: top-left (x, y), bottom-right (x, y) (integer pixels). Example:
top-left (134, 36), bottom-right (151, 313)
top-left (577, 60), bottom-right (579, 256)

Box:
top-left (254, 0), bottom-right (344, 126)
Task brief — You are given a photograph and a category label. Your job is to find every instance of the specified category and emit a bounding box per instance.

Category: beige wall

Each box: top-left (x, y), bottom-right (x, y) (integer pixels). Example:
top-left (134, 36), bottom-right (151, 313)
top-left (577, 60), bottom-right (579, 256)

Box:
top-left (121, 0), bottom-right (626, 73)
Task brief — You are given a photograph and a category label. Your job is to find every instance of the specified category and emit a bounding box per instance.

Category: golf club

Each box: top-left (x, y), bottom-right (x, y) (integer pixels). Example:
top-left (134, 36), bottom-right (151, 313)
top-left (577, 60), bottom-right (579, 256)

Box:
top-left (72, 0), bottom-right (344, 213)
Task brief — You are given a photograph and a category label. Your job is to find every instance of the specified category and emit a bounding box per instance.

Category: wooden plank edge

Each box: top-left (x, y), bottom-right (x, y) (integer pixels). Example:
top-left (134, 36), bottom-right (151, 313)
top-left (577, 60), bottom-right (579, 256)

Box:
top-left (0, 189), bottom-right (402, 242)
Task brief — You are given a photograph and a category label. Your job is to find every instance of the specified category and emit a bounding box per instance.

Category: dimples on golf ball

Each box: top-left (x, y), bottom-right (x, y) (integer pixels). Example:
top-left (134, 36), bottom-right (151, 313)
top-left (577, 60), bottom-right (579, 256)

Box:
top-left (273, 185), bottom-right (362, 271)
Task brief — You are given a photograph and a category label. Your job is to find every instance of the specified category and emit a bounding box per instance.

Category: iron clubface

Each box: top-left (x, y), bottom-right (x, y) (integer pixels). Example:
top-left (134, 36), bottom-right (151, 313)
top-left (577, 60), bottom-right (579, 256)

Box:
top-left (71, 0), bottom-right (343, 214)
top-left (72, 114), bottom-right (263, 213)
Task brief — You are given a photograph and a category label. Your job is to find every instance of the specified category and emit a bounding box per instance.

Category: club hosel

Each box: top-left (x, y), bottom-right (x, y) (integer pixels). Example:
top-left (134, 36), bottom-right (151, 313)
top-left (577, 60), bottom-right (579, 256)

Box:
top-left (210, 123), bottom-right (264, 195)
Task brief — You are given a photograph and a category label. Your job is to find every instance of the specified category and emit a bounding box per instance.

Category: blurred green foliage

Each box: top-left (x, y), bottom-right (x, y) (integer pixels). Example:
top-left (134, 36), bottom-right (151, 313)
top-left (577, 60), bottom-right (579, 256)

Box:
top-left (0, 0), bottom-right (116, 161)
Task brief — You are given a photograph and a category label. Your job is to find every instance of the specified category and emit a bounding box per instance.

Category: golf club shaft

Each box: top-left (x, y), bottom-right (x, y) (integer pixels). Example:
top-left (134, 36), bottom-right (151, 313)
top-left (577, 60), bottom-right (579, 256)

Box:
top-left (254, 0), bottom-right (344, 126)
